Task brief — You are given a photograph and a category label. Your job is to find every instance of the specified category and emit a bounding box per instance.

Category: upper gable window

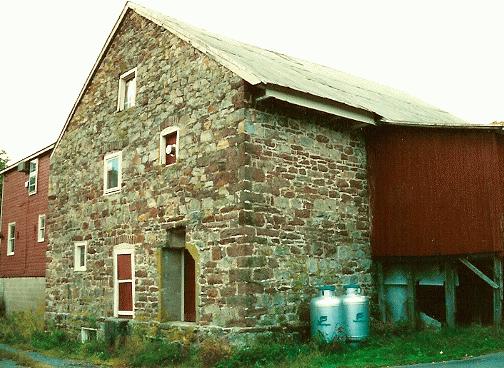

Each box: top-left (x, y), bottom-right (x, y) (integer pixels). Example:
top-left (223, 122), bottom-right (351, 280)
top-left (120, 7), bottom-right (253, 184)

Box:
top-left (117, 68), bottom-right (137, 111)
top-left (28, 158), bottom-right (38, 195)
top-left (160, 127), bottom-right (179, 166)
top-left (104, 151), bottom-right (122, 195)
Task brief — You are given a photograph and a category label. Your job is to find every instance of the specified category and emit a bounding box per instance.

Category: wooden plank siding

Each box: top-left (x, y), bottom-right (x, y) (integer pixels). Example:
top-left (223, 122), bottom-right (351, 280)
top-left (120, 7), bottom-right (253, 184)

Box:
top-left (367, 127), bottom-right (504, 257)
top-left (0, 150), bottom-right (51, 277)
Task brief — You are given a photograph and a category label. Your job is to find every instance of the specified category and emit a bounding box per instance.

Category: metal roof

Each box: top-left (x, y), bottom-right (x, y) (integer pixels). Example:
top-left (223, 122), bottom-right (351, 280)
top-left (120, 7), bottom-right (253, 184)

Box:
top-left (130, 2), bottom-right (471, 127)
top-left (53, 2), bottom-right (482, 153)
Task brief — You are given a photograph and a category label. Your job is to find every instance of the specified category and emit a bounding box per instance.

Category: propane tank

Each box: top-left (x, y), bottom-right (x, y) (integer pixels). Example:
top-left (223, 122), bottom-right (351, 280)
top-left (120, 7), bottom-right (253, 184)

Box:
top-left (310, 285), bottom-right (344, 342)
top-left (342, 284), bottom-right (369, 342)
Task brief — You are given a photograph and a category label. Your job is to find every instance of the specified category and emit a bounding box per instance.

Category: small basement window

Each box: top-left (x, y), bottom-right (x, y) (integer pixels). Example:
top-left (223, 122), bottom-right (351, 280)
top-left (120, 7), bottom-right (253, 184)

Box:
top-left (80, 327), bottom-right (98, 343)
top-left (159, 127), bottom-right (179, 166)
top-left (103, 151), bottom-right (122, 195)
top-left (7, 222), bottom-right (15, 256)
top-left (37, 214), bottom-right (46, 242)
top-left (74, 241), bottom-right (87, 271)
top-left (28, 158), bottom-right (38, 195)
top-left (117, 68), bottom-right (137, 111)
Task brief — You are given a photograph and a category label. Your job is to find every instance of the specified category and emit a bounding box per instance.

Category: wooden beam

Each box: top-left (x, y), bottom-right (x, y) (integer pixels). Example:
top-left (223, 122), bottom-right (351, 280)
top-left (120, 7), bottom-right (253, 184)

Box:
top-left (445, 262), bottom-right (456, 328)
top-left (406, 267), bottom-right (416, 329)
top-left (459, 258), bottom-right (499, 289)
top-left (376, 261), bottom-right (386, 322)
top-left (493, 257), bottom-right (503, 326)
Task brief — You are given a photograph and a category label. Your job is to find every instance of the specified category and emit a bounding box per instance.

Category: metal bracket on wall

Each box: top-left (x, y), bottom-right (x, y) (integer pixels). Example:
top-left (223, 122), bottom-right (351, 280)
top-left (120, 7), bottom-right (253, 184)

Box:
top-left (458, 257), bottom-right (499, 289)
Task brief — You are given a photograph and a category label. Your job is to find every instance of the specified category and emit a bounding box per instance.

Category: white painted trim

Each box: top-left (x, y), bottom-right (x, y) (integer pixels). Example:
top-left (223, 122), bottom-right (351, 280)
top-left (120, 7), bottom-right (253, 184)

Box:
top-left (117, 67), bottom-right (137, 111)
top-left (113, 243), bottom-right (136, 318)
top-left (159, 126), bottom-right (180, 166)
top-left (103, 151), bottom-right (122, 195)
top-left (37, 214), bottom-right (46, 243)
top-left (7, 222), bottom-right (15, 256)
top-left (74, 241), bottom-right (87, 271)
top-left (28, 158), bottom-right (38, 196)
top-left (0, 144), bottom-right (54, 175)
top-left (258, 87), bottom-right (377, 125)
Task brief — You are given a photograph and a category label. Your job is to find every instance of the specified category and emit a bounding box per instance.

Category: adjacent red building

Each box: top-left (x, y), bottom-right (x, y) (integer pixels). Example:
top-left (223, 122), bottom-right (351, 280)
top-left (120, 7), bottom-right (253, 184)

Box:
top-left (0, 144), bottom-right (53, 313)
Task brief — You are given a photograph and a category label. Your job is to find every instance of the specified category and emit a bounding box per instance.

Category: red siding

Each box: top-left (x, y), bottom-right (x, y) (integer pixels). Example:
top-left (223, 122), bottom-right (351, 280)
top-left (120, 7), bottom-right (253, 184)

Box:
top-left (0, 150), bottom-right (51, 277)
top-left (367, 127), bottom-right (504, 257)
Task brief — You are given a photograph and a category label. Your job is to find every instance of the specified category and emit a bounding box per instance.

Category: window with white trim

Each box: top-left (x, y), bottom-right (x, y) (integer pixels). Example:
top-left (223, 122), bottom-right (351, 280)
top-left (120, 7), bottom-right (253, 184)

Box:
top-left (104, 151), bottom-right (122, 195)
top-left (74, 241), bottom-right (87, 271)
top-left (37, 214), bottom-right (46, 242)
top-left (159, 127), bottom-right (179, 166)
top-left (117, 68), bottom-right (137, 111)
top-left (7, 222), bottom-right (15, 256)
top-left (28, 158), bottom-right (38, 195)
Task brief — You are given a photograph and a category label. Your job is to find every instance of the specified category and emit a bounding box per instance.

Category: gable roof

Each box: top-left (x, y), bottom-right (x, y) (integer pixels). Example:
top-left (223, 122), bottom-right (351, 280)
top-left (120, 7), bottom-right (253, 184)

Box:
top-left (0, 144), bottom-right (55, 175)
top-left (54, 2), bottom-right (484, 153)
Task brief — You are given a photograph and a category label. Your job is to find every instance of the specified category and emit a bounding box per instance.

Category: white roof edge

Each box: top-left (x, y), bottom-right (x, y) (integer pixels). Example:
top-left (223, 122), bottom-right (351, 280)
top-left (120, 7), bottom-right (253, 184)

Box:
top-left (52, 2), bottom-right (268, 157)
top-left (379, 119), bottom-right (502, 130)
top-left (1, 144), bottom-right (55, 175)
top-left (128, 2), bottom-right (264, 85)
top-left (52, 4), bottom-right (132, 157)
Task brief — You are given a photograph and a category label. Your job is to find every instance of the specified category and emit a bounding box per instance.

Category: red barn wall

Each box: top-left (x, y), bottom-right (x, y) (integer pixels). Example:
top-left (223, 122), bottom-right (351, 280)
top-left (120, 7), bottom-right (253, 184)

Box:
top-left (0, 151), bottom-right (51, 277)
top-left (367, 126), bottom-right (504, 257)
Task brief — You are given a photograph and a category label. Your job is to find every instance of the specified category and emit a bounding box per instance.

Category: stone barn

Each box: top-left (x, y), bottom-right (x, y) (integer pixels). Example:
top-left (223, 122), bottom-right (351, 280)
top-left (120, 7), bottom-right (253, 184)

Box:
top-left (46, 2), bottom-right (470, 336)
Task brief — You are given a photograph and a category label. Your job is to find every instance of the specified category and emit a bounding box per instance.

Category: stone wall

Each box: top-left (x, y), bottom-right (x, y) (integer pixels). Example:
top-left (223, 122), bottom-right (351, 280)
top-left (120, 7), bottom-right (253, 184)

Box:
top-left (47, 10), bottom-right (250, 327)
top-left (0, 277), bottom-right (45, 314)
top-left (47, 9), bottom-right (372, 334)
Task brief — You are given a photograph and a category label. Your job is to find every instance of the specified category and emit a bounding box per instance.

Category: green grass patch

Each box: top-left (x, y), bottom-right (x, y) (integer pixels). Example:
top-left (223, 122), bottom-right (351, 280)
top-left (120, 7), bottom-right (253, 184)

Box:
top-left (2, 312), bottom-right (504, 368)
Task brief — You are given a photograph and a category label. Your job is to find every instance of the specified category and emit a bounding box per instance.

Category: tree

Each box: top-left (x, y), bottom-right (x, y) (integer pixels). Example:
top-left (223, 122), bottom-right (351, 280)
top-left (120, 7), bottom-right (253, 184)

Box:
top-left (0, 150), bottom-right (9, 216)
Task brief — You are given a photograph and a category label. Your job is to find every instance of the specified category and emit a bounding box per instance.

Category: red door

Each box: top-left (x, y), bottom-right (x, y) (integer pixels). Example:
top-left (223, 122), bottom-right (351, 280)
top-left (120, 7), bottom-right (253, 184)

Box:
top-left (117, 253), bottom-right (133, 318)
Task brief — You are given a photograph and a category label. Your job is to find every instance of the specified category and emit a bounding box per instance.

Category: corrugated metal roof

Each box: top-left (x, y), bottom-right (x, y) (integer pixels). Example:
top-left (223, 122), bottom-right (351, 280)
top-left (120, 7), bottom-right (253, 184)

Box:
top-left (130, 2), bottom-right (470, 127)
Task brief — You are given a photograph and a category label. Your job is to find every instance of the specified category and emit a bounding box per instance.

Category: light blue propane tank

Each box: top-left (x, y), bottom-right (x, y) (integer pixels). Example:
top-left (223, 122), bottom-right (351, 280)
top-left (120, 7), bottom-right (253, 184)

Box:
top-left (310, 285), bottom-right (344, 342)
top-left (342, 284), bottom-right (369, 342)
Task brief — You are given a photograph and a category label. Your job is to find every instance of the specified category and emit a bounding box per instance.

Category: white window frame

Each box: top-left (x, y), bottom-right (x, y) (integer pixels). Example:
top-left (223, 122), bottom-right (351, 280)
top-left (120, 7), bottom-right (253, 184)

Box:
top-left (113, 243), bottom-right (135, 318)
top-left (117, 67), bottom-right (137, 111)
top-left (159, 126), bottom-right (180, 166)
top-left (28, 158), bottom-right (38, 195)
top-left (7, 222), bottom-right (15, 256)
top-left (74, 241), bottom-right (87, 271)
top-left (37, 214), bottom-right (46, 243)
top-left (103, 151), bottom-right (122, 195)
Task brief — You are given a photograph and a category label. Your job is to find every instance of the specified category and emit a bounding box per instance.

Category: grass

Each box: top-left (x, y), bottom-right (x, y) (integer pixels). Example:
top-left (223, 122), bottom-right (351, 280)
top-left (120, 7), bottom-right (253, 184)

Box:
top-left (2, 312), bottom-right (504, 367)
top-left (0, 349), bottom-right (51, 368)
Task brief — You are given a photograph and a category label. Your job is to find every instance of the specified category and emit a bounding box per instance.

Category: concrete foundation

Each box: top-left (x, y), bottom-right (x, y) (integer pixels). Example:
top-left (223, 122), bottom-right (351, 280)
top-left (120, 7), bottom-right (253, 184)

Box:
top-left (0, 277), bottom-right (45, 315)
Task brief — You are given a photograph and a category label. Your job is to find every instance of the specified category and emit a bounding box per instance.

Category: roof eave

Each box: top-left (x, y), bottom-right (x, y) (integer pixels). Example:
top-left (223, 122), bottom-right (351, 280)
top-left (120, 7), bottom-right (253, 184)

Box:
top-left (0, 143), bottom-right (55, 175)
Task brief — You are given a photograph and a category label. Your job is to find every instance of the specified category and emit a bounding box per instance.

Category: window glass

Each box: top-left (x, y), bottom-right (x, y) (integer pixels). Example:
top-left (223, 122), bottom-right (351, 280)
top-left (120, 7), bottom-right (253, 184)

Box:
top-left (124, 77), bottom-right (136, 109)
top-left (38, 215), bottom-right (46, 242)
top-left (106, 157), bottom-right (119, 190)
top-left (7, 223), bottom-right (15, 254)
top-left (79, 245), bottom-right (85, 267)
top-left (28, 159), bottom-right (38, 194)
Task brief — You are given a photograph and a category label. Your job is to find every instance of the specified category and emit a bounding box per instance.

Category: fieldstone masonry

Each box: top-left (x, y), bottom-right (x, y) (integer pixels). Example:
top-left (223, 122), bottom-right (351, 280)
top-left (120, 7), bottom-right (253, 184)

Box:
top-left (46, 10), bottom-right (372, 334)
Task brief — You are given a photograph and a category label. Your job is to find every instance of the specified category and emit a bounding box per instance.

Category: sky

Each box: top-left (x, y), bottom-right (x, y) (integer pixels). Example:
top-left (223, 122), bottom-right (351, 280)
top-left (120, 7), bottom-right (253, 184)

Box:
top-left (0, 0), bottom-right (503, 164)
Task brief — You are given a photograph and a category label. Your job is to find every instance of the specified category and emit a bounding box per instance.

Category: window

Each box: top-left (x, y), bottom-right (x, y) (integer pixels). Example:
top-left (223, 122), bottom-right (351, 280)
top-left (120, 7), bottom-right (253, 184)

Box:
top-left (7, 222), bottom-right (15, 256)
top-left (113, 244), bottom-right (135, 318)
top-left (28, 158), bottom-right (38, 195)
top-left (117, 68), bottom-right (137, 111)
top-left (37, 214), bottom-right (46, 242)
top-left (103, 151), bottom-right (122, 195)
top-left (74, 241), bottom-right (87, 271)
top-left (159, 127), bottom-right (179, 166)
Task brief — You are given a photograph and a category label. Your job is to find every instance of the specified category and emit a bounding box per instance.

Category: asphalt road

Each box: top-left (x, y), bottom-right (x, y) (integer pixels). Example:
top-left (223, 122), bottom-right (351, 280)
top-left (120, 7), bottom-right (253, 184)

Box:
top-left (397, 351), bottom-right (504, 367)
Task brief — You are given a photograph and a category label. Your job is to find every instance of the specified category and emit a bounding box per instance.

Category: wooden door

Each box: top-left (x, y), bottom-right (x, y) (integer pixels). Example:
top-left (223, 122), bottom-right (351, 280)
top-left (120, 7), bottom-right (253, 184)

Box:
top-left (184, 249), bottom-right (196, 322)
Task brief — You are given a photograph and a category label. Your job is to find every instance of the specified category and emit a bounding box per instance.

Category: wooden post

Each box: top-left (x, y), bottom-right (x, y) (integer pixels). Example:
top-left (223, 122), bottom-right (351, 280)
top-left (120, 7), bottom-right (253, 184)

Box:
top-left (406, 266), bottom-right (416, 329)
top-left (493, 256), bottom-right (503, 326)
top-left (444, 261), bottom-right (456, 328)
top-left (376, 261), bottom-right (386, 322)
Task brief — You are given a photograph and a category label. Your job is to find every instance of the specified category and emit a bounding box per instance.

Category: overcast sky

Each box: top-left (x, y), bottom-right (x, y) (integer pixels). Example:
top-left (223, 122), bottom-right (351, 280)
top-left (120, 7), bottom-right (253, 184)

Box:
top-left (1, 0), bottom-right (503, 164)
